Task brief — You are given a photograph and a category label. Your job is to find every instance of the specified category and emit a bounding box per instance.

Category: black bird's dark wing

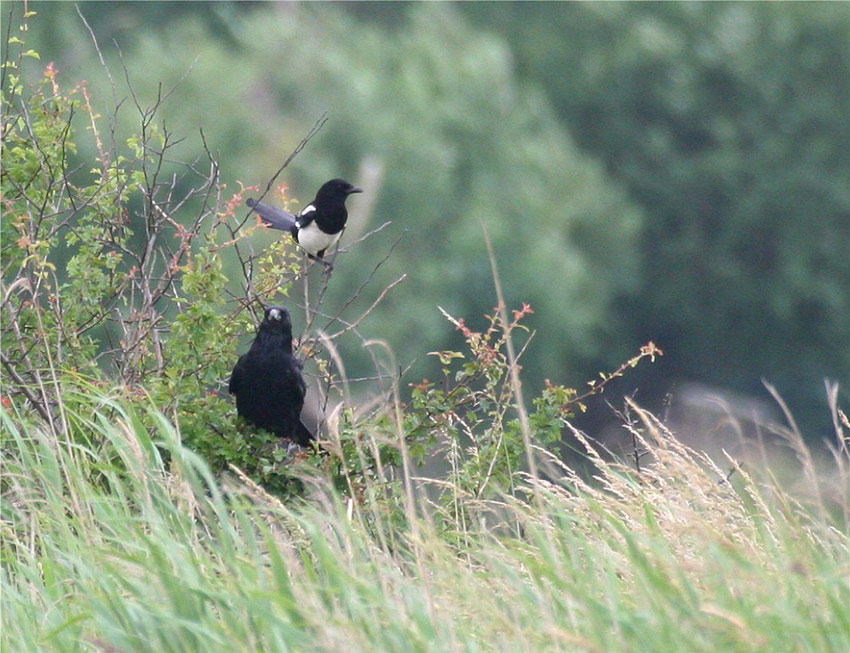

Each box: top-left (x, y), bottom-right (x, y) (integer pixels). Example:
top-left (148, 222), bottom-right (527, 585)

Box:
top-left (286, 358), bottom-right (316, 447)
top-left (228, 354), bottom-right (247, 395)
top-left (246, 199), bottom-right (298, 234)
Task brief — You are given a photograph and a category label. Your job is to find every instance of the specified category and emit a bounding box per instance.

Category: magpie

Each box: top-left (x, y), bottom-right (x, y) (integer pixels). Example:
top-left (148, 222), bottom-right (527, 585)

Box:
top-left (229, 305), bottom-right (314, 447)
top-left (246, 178), bottom-right (362, 267)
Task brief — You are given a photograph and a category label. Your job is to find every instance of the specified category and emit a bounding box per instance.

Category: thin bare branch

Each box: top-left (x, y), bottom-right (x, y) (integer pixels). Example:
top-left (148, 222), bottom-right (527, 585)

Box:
top-left (1, 352), bottom-right (53, 424)
top-left (481, 223), bottom-right (537, 482)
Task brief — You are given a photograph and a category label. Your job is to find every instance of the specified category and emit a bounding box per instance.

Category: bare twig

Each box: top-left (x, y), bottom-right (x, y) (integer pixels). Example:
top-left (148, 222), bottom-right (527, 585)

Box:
top-left (236, 113), bottom-right (329, 232)
top-left (481, 223), bottom-right (537, 482)
top-left (325, 275), bottom-right (407, 341)
top-left (1, 352), bottom-right (53, 425)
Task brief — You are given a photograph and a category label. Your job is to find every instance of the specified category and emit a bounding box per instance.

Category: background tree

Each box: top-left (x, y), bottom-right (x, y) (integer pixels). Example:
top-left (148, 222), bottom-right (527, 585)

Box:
top-left (462, 1), bottom-right (850, 429)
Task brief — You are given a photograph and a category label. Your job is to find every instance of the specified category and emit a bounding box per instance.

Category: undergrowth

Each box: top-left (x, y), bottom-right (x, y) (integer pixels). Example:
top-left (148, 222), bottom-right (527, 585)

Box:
top-left (2, 384), bottom-right (847, 652)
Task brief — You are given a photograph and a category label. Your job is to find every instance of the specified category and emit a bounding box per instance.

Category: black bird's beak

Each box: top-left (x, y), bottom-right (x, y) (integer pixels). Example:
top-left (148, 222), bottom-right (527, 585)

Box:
top-left (348, 186), bottom-right (363, 195)
top-left (269, 308), bottom-right (282, 321)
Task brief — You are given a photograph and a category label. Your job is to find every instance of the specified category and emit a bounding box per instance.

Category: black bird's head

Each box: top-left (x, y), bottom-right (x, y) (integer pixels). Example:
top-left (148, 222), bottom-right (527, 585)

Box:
top-left (315, 178), bottom-right (362, 205)
top-left (260, 305), bottom-right (292, 333)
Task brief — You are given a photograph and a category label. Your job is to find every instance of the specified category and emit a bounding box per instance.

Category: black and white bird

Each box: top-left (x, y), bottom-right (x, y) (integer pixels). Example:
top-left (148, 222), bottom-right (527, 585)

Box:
top-left (229, 305), bottom-right (314, 447)
top-left (246, 178), bottom-right (362, 267)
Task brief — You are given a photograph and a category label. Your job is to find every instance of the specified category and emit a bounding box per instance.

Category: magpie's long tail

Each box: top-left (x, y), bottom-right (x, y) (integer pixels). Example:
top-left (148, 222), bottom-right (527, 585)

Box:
top-left (246, 198), bottom-right (298, 236)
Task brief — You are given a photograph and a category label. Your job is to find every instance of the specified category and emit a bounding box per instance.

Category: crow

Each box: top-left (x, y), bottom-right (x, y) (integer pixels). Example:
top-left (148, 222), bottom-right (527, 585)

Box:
top-left (229, 305), bottom-right (314, 447)
top-left (246, 178), bottom-right (362, 267)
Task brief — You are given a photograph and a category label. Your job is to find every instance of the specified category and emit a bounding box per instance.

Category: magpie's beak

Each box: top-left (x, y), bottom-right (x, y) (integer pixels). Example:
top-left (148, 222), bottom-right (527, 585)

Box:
top-left (348, 186), bottom-right (363, 194)
top-left (269, 308), bottom-right (282, 321)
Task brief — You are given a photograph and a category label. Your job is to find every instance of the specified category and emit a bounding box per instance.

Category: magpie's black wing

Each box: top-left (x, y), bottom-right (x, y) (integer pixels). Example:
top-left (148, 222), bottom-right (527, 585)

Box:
top-left (294, 204), bottom-right (317, 229)
top-left (246, 199), bottom-right (298, 234)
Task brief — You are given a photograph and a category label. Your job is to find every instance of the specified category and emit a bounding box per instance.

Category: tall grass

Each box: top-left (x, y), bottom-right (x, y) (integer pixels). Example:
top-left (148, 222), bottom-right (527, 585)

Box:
top-left (2, 384), bottom-right (848, 652)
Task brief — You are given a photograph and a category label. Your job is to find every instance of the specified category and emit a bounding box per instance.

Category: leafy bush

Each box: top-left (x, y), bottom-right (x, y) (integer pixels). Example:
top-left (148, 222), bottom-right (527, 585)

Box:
top-left (1, 16), bottom-right (301, 494)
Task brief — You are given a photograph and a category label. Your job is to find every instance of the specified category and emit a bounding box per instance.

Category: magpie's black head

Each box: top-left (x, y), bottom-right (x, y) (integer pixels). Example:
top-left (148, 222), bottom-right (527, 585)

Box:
top-left (260, 305), bottom-right (292, 332)
top-left (315, 178), bottom-right (362, 204)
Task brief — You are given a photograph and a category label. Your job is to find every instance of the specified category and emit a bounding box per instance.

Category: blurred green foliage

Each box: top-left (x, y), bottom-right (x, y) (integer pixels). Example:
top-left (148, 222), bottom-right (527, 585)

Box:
top-left (11, 1), bottom-right (849, 434)
top-left (463, 1), bottom-right (850, 415)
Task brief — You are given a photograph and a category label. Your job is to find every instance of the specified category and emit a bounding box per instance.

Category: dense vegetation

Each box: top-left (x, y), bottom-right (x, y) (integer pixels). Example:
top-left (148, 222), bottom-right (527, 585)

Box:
top-left (2, 5), bottom-right (848, 651)
top-left (5, 383), bottom-right (847, 651)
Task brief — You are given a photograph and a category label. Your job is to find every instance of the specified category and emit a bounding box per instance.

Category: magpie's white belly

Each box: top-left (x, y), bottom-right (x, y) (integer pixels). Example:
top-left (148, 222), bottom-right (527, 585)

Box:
top-left (297, 222), bottom-right (340, 255)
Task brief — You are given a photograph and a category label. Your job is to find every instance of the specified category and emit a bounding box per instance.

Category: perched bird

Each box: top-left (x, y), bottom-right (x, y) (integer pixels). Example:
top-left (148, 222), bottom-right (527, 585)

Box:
top-left (247, 178), bottom-right (362, 267)
top-left (229, 305), bottom-right (314, 447)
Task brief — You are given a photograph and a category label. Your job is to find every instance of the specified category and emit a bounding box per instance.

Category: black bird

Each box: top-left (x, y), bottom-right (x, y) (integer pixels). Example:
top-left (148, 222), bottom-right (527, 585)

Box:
top-left (229, 305), bottom-right (314, 447)
top-left (246, 178), bottom-right (362, 267)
